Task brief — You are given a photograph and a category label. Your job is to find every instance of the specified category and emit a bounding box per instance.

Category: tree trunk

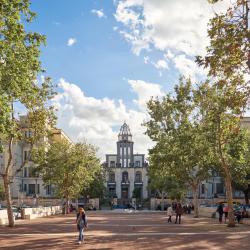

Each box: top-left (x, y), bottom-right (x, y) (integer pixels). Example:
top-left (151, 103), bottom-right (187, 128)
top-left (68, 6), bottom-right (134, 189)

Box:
top-left (3, 175), bottom-right (14, 227)
top-left (192, 186), bottom-right (199, 218)
top-left (224, 166), bottom-right (235, 227)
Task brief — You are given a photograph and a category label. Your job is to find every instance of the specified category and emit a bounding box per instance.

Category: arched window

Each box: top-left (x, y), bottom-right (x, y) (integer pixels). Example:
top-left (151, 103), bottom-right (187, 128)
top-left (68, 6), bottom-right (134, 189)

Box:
top-left (135, 171), bottom-right (142, 183)
top-left (109, 172), bottom-right (115, 183)
top-left (122, 171), bottom-right (129, 182)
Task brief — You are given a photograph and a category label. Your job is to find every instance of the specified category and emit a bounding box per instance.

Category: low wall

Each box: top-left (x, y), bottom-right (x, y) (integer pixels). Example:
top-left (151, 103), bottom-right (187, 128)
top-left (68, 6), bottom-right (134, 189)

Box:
top-left (0, 209), bottom-right (14, 225)
top-left (23, 205), bottom-right (62, 220)
top-left (199, 207), bottom-right (217, 218)
top-left (89, 198), bottom-right (99, 210)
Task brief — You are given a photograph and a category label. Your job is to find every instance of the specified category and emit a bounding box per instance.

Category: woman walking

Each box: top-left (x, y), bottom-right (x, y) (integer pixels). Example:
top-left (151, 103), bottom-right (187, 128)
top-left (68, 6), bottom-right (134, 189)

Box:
top-left (167, 205), bottom-right (173, 223)
top-left (76, 207), bottom-right (87, 245)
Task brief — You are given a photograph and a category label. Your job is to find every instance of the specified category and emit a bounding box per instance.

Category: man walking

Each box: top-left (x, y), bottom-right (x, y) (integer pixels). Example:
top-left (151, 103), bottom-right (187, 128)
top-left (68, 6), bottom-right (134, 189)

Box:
top-left (175, 203), bottom-right (183, 224)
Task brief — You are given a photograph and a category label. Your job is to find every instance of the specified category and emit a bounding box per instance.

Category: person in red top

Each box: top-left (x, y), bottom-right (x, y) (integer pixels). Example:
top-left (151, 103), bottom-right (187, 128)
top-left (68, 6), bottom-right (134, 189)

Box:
top-left (223, 205), bottom-right (229, 223)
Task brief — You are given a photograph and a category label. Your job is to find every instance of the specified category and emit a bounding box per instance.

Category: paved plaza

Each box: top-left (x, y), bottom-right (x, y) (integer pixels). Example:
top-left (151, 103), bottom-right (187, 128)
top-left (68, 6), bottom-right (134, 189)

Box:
top-left (1, 211), bottom-right (250, 250)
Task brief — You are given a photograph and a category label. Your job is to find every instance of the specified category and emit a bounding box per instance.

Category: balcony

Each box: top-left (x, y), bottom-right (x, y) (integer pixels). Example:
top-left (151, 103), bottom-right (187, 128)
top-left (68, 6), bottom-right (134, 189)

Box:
top-left (121, 180), bottom-right (130, 185)
top-left (134, 181), bottom-right (143, 185)
top-left (108, 181), bottom-right (116, 185)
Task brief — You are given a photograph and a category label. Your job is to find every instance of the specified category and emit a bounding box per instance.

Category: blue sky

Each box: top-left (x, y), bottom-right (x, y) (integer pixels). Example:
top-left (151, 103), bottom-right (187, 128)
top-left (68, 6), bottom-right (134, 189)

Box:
top-left (29, 0), bottom-right (176, 102)
top-left (25, 0), bottom-right (230, 159)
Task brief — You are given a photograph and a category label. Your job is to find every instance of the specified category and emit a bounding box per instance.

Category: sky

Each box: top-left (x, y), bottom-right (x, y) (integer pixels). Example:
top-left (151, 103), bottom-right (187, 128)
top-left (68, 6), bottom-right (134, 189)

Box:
top-left (26, 0), bottom-right (231, 160)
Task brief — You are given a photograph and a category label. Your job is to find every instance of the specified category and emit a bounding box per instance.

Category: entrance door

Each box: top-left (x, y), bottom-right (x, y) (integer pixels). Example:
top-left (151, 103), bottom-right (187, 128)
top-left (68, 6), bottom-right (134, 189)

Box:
top-left (121, 187), bottom-right (129, 199)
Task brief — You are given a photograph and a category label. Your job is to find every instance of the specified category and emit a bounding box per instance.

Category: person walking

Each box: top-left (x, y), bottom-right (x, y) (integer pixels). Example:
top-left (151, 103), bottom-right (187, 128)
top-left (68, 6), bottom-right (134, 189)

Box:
top-left (217, 203), bottom-right (224, 224)
top-left (76, 207), bottom-right (87, 245)
top-left (175, 203), bottom-right (183, 224)
top-left (167, 205), bottom-right (173, 223)
top-left (223, 205), bottom-right (229, 223)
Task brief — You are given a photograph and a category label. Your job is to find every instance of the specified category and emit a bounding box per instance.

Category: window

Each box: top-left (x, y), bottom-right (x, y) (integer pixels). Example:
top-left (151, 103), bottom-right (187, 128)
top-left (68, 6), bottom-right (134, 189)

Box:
top-left (135, 161), bottom-right (140, 167)
top-left (37, 184), bottom-right (40, 194)
top-left (123, 159), bottom-right (126, 167)
top-left (23, 184), bottom-right (27, 192)
top-left (46, 185), bottom-right (52, 195)
top-left (28, 184), bottom-right (35, 195)
top-left (216, 183), bottom-right (224, 194)
top-left (120, 147), bottom-right (122, 156)
top-left (201, 184), bottom-right (205, 194)
top-left (110, 161), bottom-right (115, 167)
top-left (109, 172), bottom-right (115, 183)
top-left (128, 147), bottom-right (130, 155)
top-left (24, 150), bottom-right (30, 161)
top-left (23, 167), bottom-right (28, 177)
top-left (135, 171), bottom-right (142, 183)
top-left (25, 130), bottom-right (33, 138)
top-left (122, 171), bottom-right (129, 182)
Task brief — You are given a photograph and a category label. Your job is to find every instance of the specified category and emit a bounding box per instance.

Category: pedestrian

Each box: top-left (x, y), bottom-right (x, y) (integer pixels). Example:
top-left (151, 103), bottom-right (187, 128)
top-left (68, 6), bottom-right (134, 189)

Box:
top-left (235, 210), bottom-right (241, 223)
top-left (223, 205), bottom-right (229, 223)
top-left (217, 203), bottom-right (224, 224)
top-left (175, 203), bottom-right (183, 224)
top-left (76, 207), bottom-right (87, 245)
top-left (167, 205), bottom-right (173, 223)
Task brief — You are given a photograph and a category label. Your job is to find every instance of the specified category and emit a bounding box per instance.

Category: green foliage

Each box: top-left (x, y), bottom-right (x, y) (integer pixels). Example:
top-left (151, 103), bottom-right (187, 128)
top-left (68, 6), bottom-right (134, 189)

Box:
top-left (145, 78), bottom-right (213, 190)
top-left (196, 0), bottom-right (250, 225)
top-left (0, 0), bottom-right (56, 174)
top-left (33, 140), bottom-right (101, 200)
top-left (132, 187), bottom-right (141, 199)
top-left (81, 169), bottom-right (106, 199)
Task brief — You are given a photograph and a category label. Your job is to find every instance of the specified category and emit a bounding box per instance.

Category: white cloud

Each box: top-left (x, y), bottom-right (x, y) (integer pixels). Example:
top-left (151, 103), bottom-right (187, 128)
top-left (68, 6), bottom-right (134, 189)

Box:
top-left (164, 50), bottom-right (174, 60)
top-left (91, 9), bottom-right (106, 18)
top-left (154, 60), bottom-right (168, 70)
top-left (128, 79), bottom-right (164, 110)
top-left (173, 54), bottom-right (206, 81)
top-left (144, 56), bottom-right (149, 64)
top-left (53, 78), bottom-right (159, 160)
top-left (114, 0), bottom-right (231, 57)
top-left (67, 38), bottom-right (77, 46)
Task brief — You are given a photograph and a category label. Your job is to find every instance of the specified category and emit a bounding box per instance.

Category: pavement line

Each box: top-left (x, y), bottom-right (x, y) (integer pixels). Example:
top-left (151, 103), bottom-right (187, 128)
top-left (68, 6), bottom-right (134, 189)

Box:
top-left (1, 231), bottom-right (250, 237)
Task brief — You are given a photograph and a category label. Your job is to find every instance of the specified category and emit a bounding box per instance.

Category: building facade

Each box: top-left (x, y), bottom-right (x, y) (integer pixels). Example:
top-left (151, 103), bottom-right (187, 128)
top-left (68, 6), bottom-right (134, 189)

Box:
top-left (0, 115), bottom-right (72, 200)
top-left (105, 123), bottom-right (148, 203)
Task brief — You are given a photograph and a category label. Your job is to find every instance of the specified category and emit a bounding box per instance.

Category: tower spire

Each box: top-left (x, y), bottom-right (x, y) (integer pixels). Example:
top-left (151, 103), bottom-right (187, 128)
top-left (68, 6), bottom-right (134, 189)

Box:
top-left (118, 122), bottom-right (132, 142)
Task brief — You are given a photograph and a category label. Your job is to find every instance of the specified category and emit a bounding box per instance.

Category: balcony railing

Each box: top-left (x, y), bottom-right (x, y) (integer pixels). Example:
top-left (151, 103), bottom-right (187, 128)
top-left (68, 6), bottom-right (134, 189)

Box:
top-left (121, 180), bottom-right (130, 185)
top-left (134, 181), bottom-right (143, 185)
top-left (108, 181), bottom-right (116, 185)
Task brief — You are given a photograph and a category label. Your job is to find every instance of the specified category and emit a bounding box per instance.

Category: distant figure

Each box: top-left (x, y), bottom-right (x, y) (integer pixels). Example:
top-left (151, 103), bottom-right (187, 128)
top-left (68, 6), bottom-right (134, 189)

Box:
top-left (175, 203), bottom-right (183, 224)
top-left (235, 210), bottom-right (241, 223)
top-left (223, 205), bottom-right (229, 223)
top-left (217, 203), bottom-right (224, 224)
top-left (167, 205), bottom-right (173, 223)
top-left (76, 207), bottom-right (87, 245)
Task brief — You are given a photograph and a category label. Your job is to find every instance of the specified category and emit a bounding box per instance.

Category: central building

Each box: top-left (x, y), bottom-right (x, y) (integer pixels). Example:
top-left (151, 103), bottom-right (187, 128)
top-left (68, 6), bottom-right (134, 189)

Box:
top-left (105, 123), bottom-right (148, 204)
